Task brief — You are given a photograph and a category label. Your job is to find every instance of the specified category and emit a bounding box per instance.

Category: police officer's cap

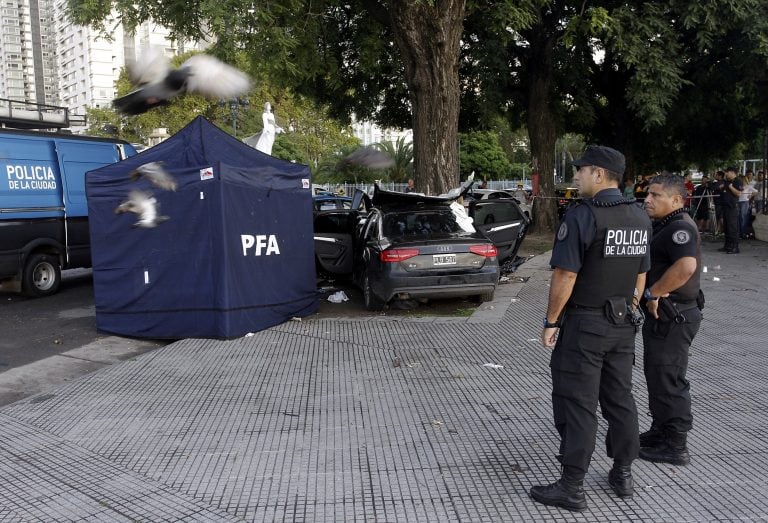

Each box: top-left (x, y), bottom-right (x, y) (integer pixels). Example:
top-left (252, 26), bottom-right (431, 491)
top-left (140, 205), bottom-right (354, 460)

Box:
top-left (572, 145), bottom-right (626, 175)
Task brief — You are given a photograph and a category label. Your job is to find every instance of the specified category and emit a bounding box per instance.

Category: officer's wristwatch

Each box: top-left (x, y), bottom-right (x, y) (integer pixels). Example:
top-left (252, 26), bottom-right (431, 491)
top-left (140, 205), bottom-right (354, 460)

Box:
top-left (543, 318), bottom-right (560, 328)
top-left (643, 288), bottom-right (659, 301)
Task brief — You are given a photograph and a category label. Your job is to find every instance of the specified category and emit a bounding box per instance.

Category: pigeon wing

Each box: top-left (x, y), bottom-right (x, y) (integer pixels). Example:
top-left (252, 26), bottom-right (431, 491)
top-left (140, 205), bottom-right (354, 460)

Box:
top-left (129, 48), bottom-right (170, 86)
top-left (182, 54), bottom-right (251, 99)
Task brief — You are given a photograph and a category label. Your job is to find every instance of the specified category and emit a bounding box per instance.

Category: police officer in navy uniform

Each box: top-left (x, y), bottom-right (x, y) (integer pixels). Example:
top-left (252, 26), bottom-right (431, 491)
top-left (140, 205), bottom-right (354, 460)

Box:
top-left (638, 173), bottom-right (702, 465)
top-left (719, 167), bottom-right (742, 253)
top-left (530, 145), bottom-right (652, 512)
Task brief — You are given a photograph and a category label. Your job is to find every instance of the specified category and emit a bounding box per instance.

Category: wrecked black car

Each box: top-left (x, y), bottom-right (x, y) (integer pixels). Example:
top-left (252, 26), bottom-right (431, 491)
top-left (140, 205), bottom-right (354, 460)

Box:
top-left (313, 184), bottom-right (529, 310)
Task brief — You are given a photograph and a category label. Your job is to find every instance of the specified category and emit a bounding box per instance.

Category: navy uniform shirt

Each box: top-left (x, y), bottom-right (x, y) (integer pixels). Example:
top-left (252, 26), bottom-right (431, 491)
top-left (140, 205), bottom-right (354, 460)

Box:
top-left (721, 178), bottom-right (743, 208)
top-left (647, 211), bottom-right (701, 301)
top-left (550, 188), bottom-right (651, 274)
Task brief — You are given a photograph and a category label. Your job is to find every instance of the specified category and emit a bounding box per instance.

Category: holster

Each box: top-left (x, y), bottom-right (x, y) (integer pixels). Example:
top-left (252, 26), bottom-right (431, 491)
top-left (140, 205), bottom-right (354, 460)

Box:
top-left (657, 297), bottom-right (685, 324)
top-left (696, 289), bottom-right (706, 311)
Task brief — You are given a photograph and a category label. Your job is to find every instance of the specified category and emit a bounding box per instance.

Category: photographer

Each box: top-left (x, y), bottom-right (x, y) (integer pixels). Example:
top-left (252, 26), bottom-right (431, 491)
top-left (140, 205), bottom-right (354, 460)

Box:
top-left (639, 173), bottom-right (703, 466)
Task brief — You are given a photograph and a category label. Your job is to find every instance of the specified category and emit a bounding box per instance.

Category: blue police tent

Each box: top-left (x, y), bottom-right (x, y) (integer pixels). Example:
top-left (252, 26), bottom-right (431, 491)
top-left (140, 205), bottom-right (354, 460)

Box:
top-left (85, 116), bottom-right (318, 338)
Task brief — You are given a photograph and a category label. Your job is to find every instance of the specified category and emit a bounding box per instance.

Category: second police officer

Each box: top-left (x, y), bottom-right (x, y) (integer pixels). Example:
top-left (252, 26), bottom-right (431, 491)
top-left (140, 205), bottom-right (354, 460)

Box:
top-left (639, 173), bottom-right (703, 466)
top-left (530, 145), bottom-right (652, 512)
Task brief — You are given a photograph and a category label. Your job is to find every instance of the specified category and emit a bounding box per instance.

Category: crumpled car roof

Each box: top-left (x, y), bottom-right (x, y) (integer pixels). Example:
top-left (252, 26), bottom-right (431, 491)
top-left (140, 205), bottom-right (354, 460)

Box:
top-left (371, 177), bottom-right (475, 209)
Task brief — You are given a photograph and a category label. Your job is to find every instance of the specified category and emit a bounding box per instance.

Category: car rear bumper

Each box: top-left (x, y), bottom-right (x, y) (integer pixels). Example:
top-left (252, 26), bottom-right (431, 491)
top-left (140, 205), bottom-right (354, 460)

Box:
top-left (373, 271), bottom-right (498, 302)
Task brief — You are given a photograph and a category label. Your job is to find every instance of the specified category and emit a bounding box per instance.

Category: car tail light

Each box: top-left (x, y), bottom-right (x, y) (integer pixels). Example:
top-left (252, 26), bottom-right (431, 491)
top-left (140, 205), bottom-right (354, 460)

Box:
top-left (380, 248), bottom-right (419, 262)
top-left (470, 244), bottom-right (498, 257)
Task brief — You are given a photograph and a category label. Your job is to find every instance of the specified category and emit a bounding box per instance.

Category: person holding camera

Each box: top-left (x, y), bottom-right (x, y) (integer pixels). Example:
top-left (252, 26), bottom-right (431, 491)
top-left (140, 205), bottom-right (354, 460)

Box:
top-left (639, 173), bottom-right (703, 466)
top-left (531, 146), bottom-right (651, 511)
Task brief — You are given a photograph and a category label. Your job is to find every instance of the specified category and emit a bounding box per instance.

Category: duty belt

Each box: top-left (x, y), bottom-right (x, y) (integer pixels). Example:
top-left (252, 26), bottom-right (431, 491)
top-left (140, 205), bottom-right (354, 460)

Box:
top-left (566, 303), bottom-right (602, 310)
top-left (670, 300), bottom-right (699, 312)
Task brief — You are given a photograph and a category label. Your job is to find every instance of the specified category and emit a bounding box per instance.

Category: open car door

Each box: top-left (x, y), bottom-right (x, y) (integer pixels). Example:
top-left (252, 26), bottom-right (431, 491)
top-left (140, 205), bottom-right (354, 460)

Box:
top-left (469, 199), bottom-right (530, 262)
top-left (313, 189), bottom-right (369, 277)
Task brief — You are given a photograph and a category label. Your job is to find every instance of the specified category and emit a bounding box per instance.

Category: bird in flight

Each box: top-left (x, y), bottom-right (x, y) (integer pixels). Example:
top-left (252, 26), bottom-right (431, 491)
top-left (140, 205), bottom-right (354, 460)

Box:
top-left (129, 162), bottom-right (178, 191)
top-left (338, 147), bottom-right (395, 170)
top-left (114, 190), bottom-right (169, 228)
top-left (114, 49), bottom-right (251, 115)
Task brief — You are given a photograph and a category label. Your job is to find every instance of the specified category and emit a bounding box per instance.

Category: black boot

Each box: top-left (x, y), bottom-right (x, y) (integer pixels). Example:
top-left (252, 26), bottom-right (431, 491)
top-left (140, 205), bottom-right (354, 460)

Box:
top-left (608, 462), bottom-right (633, 497)
top-left (639, 431), bottom-right (690, 465)
top-left (530, 471), bottom-right (587, 512)
top-left (639, 425), bottom-right (664, 447)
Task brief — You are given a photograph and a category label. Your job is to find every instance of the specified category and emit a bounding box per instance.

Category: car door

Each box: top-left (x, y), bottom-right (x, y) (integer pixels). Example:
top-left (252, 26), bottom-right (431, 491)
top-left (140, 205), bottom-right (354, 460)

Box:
top-left (313, 190), bottom-right (369, 276)
top-left (470, 199), bottom-right (529, 262)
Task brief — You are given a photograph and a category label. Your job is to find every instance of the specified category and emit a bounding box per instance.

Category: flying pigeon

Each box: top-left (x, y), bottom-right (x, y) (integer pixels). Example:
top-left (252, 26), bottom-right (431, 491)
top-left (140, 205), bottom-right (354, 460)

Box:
top-left (113, 49), bottom-right (251, 115)
top-left (114, 190), bottom-right (169, 228)
top-left (338, 146), bottom-right (396, 170)
top-left (129, 162), bottom-right (177, 191)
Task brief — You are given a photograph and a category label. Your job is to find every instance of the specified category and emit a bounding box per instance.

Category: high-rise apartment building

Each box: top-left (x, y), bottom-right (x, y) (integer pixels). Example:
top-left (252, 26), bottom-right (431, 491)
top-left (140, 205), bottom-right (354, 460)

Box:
top-left (1, 0), bottom-right (205, 131)
top-left (0, 0), bottom-right (58, 105)
top-left (53, 0), bottom-right (206, 131)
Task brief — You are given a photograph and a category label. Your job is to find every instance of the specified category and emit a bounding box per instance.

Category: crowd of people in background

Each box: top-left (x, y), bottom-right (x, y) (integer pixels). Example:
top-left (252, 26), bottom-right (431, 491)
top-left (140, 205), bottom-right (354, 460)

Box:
top-left (623, 168), bottom-right (765, 250)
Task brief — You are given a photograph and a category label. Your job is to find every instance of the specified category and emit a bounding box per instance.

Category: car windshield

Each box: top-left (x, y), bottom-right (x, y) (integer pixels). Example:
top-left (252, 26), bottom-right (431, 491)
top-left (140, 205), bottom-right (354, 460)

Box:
top-left (383, 210), bottom-right (467, 238)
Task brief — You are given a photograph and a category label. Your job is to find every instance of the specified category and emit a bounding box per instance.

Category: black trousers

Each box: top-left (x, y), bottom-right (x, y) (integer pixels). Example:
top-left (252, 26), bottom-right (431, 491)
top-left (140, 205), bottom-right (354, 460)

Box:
top-left (723, 204), bottom-right (739, 249)
top-left (550, 310), bottom-right (640, 478)
top-left (642, 307), bottom-right (701, 434)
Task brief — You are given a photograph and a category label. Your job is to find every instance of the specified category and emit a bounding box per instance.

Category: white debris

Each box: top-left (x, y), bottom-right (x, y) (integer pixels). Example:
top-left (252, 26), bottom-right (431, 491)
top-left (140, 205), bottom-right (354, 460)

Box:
top-left (482, 363), bottom-right (504, 369)
top-left (327, 291), bottom-right (349, 303)
top-left (244, 332), bottom-right (255, 337)
top-left (510, 298), bottom-right (518, 303)
top-left (713, 265), bottom-right (721, 270)
top-left (450, 201), bottom-right (476, 232)
top-left (702, 266), bottom-right (707, 273)
top-left (713, 277), bottom-right (720, 282)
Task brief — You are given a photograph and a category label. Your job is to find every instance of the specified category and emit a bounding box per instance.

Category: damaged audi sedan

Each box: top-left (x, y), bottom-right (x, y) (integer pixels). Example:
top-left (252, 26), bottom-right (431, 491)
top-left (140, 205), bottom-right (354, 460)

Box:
top-left (314, 184), bottom-right (529, 310)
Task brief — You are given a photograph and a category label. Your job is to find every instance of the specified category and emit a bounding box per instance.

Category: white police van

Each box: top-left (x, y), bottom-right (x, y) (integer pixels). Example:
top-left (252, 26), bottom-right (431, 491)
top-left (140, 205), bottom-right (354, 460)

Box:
top-left (0, 128), bottom-right (137, 297)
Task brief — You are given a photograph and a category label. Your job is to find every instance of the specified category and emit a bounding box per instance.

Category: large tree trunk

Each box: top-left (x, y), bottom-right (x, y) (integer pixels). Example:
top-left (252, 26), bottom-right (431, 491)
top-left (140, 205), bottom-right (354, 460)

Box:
top-left (524, 34), bottom-right (559, 234)
top-left (389, 0), bottom-right (465, 195)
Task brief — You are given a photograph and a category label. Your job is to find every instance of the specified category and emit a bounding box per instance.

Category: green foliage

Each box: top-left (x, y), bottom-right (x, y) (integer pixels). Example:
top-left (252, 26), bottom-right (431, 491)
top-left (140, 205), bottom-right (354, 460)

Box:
top-left (69, 0), bottom-right (768, 190)
top-left (459, 131), bottom-right (512, 180)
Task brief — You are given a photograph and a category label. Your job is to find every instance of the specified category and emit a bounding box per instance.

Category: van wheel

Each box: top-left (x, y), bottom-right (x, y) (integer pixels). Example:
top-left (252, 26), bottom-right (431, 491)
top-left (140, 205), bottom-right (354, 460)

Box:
top-left (363, 274), bottom-right (385, 311)
top-left (22, 253), bottom-right (61, 297)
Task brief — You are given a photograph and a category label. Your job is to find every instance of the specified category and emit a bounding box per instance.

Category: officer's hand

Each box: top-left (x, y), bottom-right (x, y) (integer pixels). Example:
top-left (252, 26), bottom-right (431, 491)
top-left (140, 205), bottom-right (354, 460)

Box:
top-left (645, 291), bottom-right (669, 319)
top-left (541, 327), bottom-right (558, 348)
top-left (646, 299), bottom-right (659, 319)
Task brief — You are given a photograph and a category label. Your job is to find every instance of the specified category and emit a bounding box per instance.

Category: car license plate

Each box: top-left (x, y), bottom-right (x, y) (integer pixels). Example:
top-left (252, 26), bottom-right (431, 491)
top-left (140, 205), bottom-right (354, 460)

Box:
top-left (433, 254), bottom-right (456, 266)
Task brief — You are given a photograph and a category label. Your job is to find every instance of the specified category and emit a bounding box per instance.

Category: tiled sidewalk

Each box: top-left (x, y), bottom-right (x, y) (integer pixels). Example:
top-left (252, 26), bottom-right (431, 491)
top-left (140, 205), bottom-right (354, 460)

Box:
top-left (1, 239), bottom-right (767, 521)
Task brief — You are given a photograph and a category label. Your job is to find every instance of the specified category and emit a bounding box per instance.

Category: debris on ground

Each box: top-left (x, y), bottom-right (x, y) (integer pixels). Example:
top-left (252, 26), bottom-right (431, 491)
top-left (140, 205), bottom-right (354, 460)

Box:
top-left (500, 256), bottom-right (528, 275)
top-left (482, 363), bottom-right (504, 369)
top-left (327, 291), bottom-right (349, 303)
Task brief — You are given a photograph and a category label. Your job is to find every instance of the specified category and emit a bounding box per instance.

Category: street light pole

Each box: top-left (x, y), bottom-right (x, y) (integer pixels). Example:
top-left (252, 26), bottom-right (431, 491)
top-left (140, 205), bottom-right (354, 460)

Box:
top-left (220, 97), bottom-right (249, 137)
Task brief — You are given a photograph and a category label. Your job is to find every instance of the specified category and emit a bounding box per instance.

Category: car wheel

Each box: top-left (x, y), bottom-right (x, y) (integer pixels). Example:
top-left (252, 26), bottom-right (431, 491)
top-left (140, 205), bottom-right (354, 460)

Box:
top-left (472, 291), bottom-right (495, 303)
top-left (363, 274), bottom-right (385, 311)
top-left (22, 253), bottom-right (61, 297)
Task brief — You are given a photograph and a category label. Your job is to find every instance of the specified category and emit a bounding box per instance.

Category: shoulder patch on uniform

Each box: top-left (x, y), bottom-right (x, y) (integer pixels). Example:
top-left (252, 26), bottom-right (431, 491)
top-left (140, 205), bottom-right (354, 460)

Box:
top-left (557, 222), bottom-right (568, 241)
top-left (672, 230), bottom-right (691, 245)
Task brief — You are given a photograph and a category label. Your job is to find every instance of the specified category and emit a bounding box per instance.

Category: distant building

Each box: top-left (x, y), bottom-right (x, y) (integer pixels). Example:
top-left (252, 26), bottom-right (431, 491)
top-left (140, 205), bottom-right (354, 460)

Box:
top-left (0, 0), bottom-right (58, 106)
top-left (351, 115), bottom-right (412, 147)
top-left (0, 0), bottom-right (205, 133)
top-left (53, 3), bottom-right (206, 132)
